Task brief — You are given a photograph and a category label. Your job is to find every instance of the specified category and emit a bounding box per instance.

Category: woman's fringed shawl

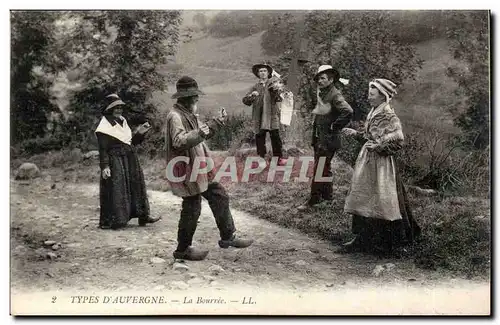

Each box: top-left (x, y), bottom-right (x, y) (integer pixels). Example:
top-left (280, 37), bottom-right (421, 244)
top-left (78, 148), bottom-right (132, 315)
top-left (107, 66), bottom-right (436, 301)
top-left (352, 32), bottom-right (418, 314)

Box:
top-left (344, 102), bottom-right (405, 221)
top-left (366, 103), bottom-right (404, 155)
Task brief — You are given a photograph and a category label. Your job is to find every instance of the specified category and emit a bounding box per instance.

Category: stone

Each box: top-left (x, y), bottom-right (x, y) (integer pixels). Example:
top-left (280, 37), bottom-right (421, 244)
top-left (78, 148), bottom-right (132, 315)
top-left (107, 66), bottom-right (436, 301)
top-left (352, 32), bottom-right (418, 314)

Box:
top-left (285, 147), bottom-right (305, 157)
top-left (187, 277), bottom-right (205, 285)
top-left (170, 281), bottom-right (189, 290)
top-left (44, 240), bottom-right (57, 247)
top-left (240, 143), bottom-right (251, 150)
top-left (150, 257), bottom-right (166, 264)
top-left (208, 265), bottom-right (225, 276)
top-left (408, 185), bottom-right (437, 196)
top-left (204, 275), bottom-right (216, 282)
top-left (384, 263), bottom-right (396, 271)
top-left (51, 243), bottom-right (62, 251)
top-left (372, 265), bottom-right (385, 277)
top-left (83, 150), bottom-right (100, 160)
top-left (294, 260), bottom-right (308, 266)
top-left (16, 163), bottom-right (41, 180)
top-left (46, 252), bottom-right (58, 260)
top-left (13, 245), bottom-right (27, 254)
top-left (66, 243), bottom-right (82, 248)
top-left (173, 262), bottom-right (190, 272)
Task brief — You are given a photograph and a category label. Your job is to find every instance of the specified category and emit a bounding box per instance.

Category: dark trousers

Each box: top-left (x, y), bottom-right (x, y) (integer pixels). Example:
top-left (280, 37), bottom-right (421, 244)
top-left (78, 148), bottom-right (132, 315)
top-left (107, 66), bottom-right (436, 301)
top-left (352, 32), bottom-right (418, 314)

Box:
top-left (255, 129), bottom-right (283, 158)
top-left (176, 182), bottom-right (236, 252)
top-left (308, 145), bottom-right (335, 205)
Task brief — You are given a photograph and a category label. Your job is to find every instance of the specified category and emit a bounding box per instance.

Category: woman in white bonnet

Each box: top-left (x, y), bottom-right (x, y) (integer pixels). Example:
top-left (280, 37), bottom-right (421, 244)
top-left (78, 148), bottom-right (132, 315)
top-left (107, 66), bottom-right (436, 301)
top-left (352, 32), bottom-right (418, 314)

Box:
top-left (341, 79), bottom-right (421, 255)
top-left (95, 94), bottom-right (160, 229)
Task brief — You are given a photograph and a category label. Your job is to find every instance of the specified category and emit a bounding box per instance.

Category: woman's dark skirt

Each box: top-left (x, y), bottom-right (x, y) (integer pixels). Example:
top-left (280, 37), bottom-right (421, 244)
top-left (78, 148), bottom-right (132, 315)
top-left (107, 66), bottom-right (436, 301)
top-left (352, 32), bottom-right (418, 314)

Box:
top-left (351, 163), bottom-right (421, 252)
top-left (99, 146), bottom-right (150, 229)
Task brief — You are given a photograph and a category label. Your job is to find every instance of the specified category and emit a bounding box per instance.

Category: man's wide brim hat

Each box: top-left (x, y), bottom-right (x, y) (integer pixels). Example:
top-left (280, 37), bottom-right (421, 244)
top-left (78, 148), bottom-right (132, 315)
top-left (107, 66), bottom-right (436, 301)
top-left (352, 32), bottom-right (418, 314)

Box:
top-left (313, 65), bottom-right (340, 82)
top-left (252, 63), bottom-right (273, 78)
top-left (171, 76), bottom-right (205, 99)
top-left (103, 94), bottom-right (126, 113)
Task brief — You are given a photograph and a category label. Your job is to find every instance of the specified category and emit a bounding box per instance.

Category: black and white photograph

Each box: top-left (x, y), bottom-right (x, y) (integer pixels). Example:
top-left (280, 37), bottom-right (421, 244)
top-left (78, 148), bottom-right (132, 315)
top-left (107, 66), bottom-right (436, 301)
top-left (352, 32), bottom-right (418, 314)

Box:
top-left (8, 8), bottom-right (491, 315)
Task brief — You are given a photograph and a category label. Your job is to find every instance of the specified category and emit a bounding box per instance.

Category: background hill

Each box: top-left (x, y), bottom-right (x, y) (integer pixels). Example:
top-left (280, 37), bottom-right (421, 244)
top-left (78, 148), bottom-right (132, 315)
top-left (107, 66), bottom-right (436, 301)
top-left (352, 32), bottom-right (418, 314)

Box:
top-left (155, 31), bottom-right (461, 139)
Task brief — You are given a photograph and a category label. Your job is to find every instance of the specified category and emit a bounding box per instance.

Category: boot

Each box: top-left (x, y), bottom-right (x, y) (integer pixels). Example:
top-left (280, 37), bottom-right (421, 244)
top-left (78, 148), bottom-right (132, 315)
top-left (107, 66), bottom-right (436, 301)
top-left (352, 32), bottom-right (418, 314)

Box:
top-left (173, 246), bottom-right (209, 261)
top-left (218, 235), bottom-right (254, 249)
top-left (139, 216), bottom-right (161, 226)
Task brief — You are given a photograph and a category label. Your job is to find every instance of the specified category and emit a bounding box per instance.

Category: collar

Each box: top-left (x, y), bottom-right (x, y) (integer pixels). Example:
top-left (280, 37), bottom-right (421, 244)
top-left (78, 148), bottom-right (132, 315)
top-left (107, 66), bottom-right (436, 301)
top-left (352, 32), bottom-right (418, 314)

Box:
top-left (104, 115), bottom-right (125, 126)
top-left (174, 103), bottom-right (196, 116)
top-left (318, 83), bottom-right (334, 96)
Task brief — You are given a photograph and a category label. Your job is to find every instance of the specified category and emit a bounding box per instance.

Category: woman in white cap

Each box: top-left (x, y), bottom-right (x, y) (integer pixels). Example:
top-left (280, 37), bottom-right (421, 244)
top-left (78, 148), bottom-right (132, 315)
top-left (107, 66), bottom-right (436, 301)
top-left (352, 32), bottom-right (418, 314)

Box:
top-left (341, 79), bottom-right (420, 254)
top-left (95, 94), bottom-right (160, 229)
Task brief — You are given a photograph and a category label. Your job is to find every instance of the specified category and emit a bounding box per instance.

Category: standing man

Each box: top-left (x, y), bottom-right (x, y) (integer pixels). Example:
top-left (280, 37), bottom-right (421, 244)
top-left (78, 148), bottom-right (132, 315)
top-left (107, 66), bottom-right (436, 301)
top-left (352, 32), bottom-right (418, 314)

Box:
top-left (242, 63), bottom-right (287, 167)
top-left (297, 65), bottom-right (353, 211)
top-left (165, 76), bottom-right (254, 261)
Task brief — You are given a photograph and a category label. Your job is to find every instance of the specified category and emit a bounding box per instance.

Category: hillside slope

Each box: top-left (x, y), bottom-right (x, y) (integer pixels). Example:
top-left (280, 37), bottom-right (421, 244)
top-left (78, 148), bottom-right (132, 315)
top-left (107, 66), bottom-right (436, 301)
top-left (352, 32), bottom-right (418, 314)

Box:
top-left (157, 33), bottom-right (462, 138)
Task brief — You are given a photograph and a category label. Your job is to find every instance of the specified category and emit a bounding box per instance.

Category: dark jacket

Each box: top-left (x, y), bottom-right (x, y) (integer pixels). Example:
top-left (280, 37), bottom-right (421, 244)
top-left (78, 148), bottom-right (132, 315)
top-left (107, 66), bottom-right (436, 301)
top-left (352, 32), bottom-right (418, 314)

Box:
top-left (242, 80), bottom-right (281, 133)
top-left (311, 84), bottom-right (353, 151)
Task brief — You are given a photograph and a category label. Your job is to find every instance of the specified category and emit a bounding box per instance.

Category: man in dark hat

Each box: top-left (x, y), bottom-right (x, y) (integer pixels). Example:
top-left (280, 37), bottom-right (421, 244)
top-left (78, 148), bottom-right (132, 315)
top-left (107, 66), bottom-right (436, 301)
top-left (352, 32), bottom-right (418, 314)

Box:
top-left (165, 76), bottom-right (254, 261)
top-left (242, 63), bottom-right (287, 168)
top-left (297, 65), bottom-right (353, 211)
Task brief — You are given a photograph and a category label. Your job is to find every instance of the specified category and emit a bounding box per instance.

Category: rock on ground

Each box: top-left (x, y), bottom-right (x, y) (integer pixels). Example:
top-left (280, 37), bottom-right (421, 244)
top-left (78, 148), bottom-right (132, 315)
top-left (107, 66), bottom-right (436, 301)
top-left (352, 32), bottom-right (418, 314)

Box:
top-left (208, 265), bottom-right (225, 276)
top-left (83, 150), bottom-right (100, 160)
top-left (173, 262), bottom-right (190, 272)
top-left (150, 257), bottom-right (166, 264)
top-left (15, 163), bottom-right (40, 180)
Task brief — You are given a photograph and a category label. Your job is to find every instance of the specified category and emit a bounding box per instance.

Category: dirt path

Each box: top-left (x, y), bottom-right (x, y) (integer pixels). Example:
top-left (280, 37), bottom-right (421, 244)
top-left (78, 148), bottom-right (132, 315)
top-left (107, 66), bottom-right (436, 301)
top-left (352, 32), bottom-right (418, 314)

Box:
top-left (10, 179), bottom-right (490, 314)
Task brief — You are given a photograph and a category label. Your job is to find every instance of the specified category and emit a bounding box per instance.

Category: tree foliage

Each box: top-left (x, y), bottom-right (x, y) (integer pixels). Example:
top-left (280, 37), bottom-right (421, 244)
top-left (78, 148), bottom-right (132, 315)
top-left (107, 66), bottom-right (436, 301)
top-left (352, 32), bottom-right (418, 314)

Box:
top-left (267, 11), bottom-right (423, 121)
top-left (11, 10), bottom-right (182, 153)
top-left (65, 10), bottom-right (182, 149)
top-left (446, 11), bottom-right (490, 149)
top-left (10, 11), bottom-right (70, 143)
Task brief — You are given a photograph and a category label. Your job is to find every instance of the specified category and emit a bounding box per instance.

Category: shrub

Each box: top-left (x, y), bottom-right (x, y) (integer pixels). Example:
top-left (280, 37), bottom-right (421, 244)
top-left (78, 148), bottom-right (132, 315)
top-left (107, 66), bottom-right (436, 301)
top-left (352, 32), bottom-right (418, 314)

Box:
top-left (18, 136), bottom-right (67, 155)
top-left (206, 113), bottom-right (250, 151)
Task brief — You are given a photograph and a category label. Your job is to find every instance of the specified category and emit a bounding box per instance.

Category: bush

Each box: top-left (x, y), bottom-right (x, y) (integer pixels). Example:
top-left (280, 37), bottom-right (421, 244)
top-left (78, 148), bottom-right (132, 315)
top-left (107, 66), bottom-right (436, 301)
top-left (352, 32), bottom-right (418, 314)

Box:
top-left (18, 136), bottom-right (67, 155)
top-left (206, 113), bottom-right (250, 151)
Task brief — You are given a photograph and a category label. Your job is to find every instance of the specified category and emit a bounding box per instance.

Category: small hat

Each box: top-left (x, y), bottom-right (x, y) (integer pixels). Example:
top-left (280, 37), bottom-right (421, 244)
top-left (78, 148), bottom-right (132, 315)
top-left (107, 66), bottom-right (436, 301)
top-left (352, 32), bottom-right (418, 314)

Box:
top-left (103, 94), bottom-right (126, 113)
top-left (252, 63), bottom-right (273, 79)
top-left (171, 76), bottom-right (205, 99)
top-left (369, 78), bottom-right (397, 102)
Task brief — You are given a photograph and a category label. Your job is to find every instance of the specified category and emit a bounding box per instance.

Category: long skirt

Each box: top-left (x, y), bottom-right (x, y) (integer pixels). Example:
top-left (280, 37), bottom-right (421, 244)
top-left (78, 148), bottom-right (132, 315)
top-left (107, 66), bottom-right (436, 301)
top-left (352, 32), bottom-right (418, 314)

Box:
top-left (99, 146), bottom-right (150, 229)
top-left (351, 162), bottom-right (421, 250)
top-left (344, 144), bottom-right (401, 221)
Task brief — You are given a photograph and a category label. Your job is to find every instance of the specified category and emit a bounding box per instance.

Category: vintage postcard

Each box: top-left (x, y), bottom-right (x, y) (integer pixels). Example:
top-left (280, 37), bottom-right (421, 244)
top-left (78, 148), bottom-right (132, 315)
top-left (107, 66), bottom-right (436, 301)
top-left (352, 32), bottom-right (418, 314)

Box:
top-left (9, 8), bottom-right (491, 316)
